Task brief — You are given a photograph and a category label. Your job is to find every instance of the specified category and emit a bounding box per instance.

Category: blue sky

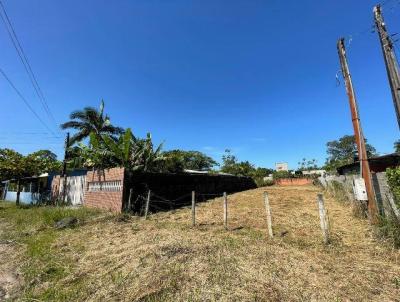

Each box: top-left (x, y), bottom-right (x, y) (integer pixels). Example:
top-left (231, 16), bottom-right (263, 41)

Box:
top-left (0, 0), bottom-right (399, 170)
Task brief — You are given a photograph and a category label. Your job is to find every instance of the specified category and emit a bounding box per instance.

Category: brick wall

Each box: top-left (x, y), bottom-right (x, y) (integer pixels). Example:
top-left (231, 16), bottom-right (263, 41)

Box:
top-left (275, 178), bottom-right (313, 186)
top-left (84, 168), bottom-right (125, 212)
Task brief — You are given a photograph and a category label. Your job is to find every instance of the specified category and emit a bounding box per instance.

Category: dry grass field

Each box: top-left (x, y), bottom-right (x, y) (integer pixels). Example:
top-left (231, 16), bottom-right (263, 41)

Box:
top-left (1, 185), bottom-right (400, 301)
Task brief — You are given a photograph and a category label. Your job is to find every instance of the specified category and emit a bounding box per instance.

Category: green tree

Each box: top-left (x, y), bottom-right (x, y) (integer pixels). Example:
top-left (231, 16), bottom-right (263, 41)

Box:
top-left (161, 150), bottom-right (218, 172)
top-left (132, 133), bottom-right (165, 172)
top-left (26, 150), bottom-right (62, 173)
top-left (220, 149), bottom-right (255, 176)
top-left (325, 135), bottom-right (377, 172)
top-left (70, 130), bottom-right (165, 172)
top-left (60, 100), bottom-right (123, 145)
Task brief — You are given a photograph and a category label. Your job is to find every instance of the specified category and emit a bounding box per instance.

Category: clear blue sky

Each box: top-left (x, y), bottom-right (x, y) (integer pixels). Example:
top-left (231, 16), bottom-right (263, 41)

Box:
top-left (0, 0), bottom-right (399, 170)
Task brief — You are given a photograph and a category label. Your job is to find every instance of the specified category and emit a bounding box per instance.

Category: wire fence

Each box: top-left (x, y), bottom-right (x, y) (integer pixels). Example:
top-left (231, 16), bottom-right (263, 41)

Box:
top-left (128, 190), bottom-right (226, 216)
top-left (126, 189), bottom-right (336, 245)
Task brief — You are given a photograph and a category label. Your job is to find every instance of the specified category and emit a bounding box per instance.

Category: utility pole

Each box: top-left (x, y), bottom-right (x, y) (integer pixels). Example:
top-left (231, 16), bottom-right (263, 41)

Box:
top-left (337, 38), bottom-right (378, 223)
top-left (61, 132), bottom-right (69, 205)
top-left (374, 4), bottom-right (400, 129)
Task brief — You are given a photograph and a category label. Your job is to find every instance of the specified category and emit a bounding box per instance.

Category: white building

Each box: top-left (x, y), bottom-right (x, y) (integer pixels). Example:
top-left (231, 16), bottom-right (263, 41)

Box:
top-left (275, 162), bottom-right (289, 172)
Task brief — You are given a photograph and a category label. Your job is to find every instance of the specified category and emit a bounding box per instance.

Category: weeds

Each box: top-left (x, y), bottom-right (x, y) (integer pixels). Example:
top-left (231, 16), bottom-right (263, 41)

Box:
top-left (376, 216), bottom-right (400, 248)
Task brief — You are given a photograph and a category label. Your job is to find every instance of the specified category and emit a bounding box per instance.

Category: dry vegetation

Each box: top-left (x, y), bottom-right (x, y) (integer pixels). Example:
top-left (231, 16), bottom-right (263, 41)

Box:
top-left (1, 185), bottom-right (400, 301)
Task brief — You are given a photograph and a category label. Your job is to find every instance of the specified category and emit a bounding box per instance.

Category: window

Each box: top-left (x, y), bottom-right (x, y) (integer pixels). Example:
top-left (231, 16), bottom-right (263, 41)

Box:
top-left (87, 181), bottom-right (122, 192)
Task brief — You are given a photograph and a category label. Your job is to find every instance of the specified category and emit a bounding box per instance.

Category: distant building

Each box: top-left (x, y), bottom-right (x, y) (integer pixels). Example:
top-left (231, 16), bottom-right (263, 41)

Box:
top-left (275, 162), bottom-right (289, 172)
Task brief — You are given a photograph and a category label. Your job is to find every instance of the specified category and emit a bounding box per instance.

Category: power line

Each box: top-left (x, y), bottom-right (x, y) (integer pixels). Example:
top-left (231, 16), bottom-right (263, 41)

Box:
top-left (0, 67), bottom-right (58, 137)
top-left (0, 0), bottom-right (59, 132)
top-left (343, 1), bottom-right (400, 48)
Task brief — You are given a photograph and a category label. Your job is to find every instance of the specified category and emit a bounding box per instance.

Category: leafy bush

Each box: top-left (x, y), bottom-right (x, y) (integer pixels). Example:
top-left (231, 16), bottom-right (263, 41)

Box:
top-left (386, 167), bottom-right (400, 208)
top-left (272, 171), bottom-right (292, 180)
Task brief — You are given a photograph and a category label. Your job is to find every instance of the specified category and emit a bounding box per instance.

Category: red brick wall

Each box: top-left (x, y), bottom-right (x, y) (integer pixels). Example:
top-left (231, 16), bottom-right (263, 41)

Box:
top-left (275, 178), bottom-right (313, 186)
top-left (84, 168), bottom-right (125, 212)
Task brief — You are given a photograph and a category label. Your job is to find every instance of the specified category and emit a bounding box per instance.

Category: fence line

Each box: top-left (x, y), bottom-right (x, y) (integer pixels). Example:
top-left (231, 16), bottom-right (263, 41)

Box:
top-left (127, 189), bottom-right (338, 246)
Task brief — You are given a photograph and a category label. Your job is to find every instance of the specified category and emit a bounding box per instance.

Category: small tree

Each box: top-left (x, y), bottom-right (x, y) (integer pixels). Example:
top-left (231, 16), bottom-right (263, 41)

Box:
top-left (220, 149), bottom-right (255, 176)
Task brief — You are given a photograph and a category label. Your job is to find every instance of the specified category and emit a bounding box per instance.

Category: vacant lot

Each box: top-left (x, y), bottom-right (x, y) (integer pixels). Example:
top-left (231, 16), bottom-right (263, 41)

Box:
top-left (1, 185), bottom-right (400, 301)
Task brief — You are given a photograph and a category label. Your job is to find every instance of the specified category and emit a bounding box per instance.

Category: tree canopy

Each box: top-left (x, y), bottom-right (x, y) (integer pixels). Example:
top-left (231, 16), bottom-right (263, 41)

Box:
top-left (161, 150), bottom-right (218, 173)
top-left (60, 100), bottom-right (123, 145)
top-left (325, 135), bottom-right (377, 171)
top-left (0, 149), bottom-right (61, 182)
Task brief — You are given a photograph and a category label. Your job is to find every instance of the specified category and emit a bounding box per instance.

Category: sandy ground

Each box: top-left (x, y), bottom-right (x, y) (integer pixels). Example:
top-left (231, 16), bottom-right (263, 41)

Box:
top-left (4, 185), bottom-right (400, 301)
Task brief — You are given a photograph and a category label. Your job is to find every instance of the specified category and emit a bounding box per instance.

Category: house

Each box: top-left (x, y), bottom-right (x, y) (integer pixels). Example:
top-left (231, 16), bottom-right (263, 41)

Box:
top-left (337, 153), bottom-right (400, 175)
top-left (2, 172), bottom-right (57, 204)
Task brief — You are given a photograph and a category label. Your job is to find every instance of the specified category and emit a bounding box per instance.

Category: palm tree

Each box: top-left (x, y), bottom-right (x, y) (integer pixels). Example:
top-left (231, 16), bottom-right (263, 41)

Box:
top-left (60, 100), bottom-right (123, 145)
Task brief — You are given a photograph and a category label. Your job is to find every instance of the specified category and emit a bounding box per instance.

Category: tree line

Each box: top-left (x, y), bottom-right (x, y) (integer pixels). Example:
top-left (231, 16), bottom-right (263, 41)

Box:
top-left (1, 100), bottom-right (397, 202)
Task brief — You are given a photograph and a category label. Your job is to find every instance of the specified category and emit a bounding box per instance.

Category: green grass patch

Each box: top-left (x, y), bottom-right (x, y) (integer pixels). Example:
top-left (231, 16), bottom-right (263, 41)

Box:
top-left (0, 201), bottom-right (103, 300)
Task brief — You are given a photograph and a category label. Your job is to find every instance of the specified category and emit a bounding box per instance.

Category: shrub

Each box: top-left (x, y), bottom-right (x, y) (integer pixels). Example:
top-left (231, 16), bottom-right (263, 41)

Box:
top-left (254, 177), bottom-right (274, 187)
top-left (386, 167), bottom-right (400, 208)
top-left (272, 171), bottom-right (292, 180)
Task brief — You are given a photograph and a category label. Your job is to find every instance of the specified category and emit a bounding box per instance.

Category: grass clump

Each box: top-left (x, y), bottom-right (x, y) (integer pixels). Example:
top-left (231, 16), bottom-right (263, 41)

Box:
top-left (376, 216), bottom-right (400, 248)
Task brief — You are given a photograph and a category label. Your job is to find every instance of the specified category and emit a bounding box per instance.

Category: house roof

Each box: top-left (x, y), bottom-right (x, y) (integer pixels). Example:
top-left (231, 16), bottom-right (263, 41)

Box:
top-left (337, 153), bottom-right (400, 175)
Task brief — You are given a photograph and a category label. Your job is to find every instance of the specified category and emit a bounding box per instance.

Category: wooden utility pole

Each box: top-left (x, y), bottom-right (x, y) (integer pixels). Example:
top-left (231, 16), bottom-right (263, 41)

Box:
top-left (61, 132), bottom-right (69, 205)
top-left (374, 5), bottom-right (400, 129)
top-left (337, 38), bottom-right (378, 223)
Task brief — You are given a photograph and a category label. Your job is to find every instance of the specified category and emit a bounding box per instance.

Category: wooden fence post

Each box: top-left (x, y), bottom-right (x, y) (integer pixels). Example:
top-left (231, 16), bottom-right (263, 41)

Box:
top-left (263, 192), bottom-right (273, 238)
top-left (317, 194), bottom-right (330, 244)
top-left (127, 188), bottom-right (133, 212)
top-left (144, 190), bottom-right (151, 220)
top-left (192, 191), bottom-right (196, 226)
top-left (223, 192), bottom-right (228, 230)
